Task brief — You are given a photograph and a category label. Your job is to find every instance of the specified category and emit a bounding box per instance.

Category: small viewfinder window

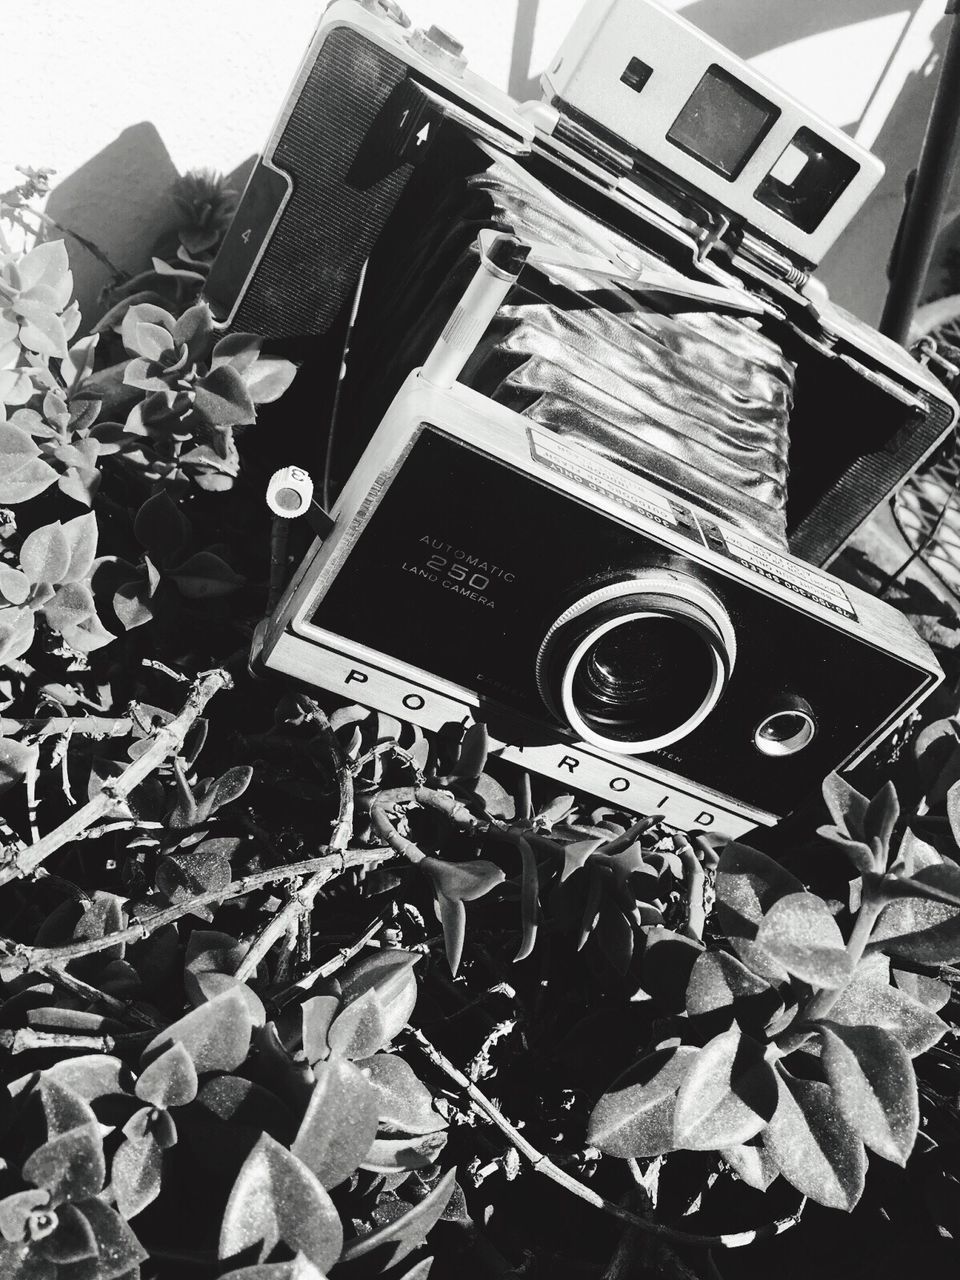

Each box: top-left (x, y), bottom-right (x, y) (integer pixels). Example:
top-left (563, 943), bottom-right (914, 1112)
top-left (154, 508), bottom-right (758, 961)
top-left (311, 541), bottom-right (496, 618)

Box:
top-left (621, 57), bottom-right (652, 93)
top-left (755, 127), bottom-right (861, 233)
top-left (666, 65), bottom-right (780, 181)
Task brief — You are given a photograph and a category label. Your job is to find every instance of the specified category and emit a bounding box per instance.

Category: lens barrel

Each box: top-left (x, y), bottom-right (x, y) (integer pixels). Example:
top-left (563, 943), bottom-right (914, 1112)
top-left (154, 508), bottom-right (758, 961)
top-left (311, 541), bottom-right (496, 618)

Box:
top-left (536, 572), bottom-right (735, 754)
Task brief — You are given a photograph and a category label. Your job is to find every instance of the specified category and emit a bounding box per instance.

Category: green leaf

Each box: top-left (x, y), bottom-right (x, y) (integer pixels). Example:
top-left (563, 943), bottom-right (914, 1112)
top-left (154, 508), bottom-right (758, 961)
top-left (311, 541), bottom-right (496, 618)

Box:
top-left (120, 303), bottom-right (175, 356)
top-left (714, 842), bottom-right (803, 982)
top-left (196, 764), bottom-right (253, 818)
top-left (292, 1057), bottom-right (379, 1189)
top-left (19, 522), bottom-right (71, 585)
top-left (437, 893), bottom-right (467, 977)
top-left (822, 773), bottom-right (869, 834)
top-left (193, 364), bottom-right (256, 427)
top-left (634, 926), bottom-right (703, 1008)
top-left (31, 1202), bottom-right (94, 1265)
top-left (111, 1132), bottom-right (163, 1219)
top-left (23, 1122), bottom-right (105, 1203)
top-left (361, 1130), bottom-right (447, 1173)
top-left (818, 1023), bottom-right (918, 1165)
top-left (871, 884), bottom-right (960, 964)
top-left (341, 1165), bottom-right (457, 1267)
top-left (113, 579), bottom-right (155, 631)
top-left (133, 322), bottom-right (175, 362)
top-left (359, 1053), bottom-right (448, 1135)
top-left (754, 893), bottom-right (852, 988)
top-left (38, 1080), bottom-right (98, 1138)
top-left (170, 551), bottom-right (245, 598)
top-left (0, 607), bottom-right (35, 665)
top-left (302, 995), bottom-right (340, 1067)
top-left (0, 453), bottom-right (58, 504)
top-left (453, 722), bottom-right (488, 779)
top-left (143, 987), bottom-right (253, 1075)
top-left (829, 958), bottom-right (946, 1056)
top-left (0, 420), bottom-right (44, 461)
top-left (183, 927), bottom-right (247, 1007)
top-left (0, 737), bottom-right (39, 796)
top-left (13, 241), bottom-right (70, 297)
top-left (41, 582), bottom-right (96, 632)
top-left (863, 781), bottom-right (899, 865)
top-left (327, 989), bottom-right (388, 1061)
top-left (17, 301), bottom-right (67, 358)
top-left (587, 1045), bottom-right (698, 1157)
top-left (135, 1042), bottom-right (199, 1109)
top-left (337, 951), bottom-right (419, 1047)
top-left (0, 566), bottom-right (30, 605)
top-left (891, 966), bottom-right (950, 1012)
top-left (155, 843), bottom-right (232, 912)
top-left (721, 1141), bottom-right (779, 1191)
top-left (241, 356), bottom-right (298, 404)
top-left (58, 611), bottom-right (113, 654)
top-left (219, 1262), bottom-right (325, 1280)
top-left (170, 302), bottom-right (213, 351)
top-left (58, 513), bottom-right (98, 583)
top-left (220, 1133), bottom-right (343, 1272)
top-left (763, 1072), bottom-right (866, 1210)
top-left (71, 1196), bottom-right (149, 1277)
top-left (40, 1055), bottom-right (133, 1104)
top-left (685, 950), bottom-right (781, 1029)
top-left (0, 1188), bottom-right (50, 1243)
top-left (211, 332), bottom-right (262, 373)
top-left (673, 1027), bottom-right (778, 1151)
top-left (133, 491), bottom-right (189, 566)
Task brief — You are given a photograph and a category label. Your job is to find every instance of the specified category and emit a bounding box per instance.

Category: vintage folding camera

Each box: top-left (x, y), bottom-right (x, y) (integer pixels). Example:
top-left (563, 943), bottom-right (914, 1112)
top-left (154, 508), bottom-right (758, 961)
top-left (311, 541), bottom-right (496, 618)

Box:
top-left (207, 0), bottom-right (957, 837)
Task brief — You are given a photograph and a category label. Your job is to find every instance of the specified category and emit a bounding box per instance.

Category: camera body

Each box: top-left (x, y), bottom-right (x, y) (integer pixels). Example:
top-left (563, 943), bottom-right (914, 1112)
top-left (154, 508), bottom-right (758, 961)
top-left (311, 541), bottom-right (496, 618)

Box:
top-left (259, 348), bottom-right (940, 838)
top-left (212, 0), bottom-right (956, 836)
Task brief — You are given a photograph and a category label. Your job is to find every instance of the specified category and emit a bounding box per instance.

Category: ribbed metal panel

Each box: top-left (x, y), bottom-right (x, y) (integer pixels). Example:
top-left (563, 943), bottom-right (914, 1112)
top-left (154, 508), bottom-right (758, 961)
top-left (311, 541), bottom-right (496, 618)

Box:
top-left (233, 29), bottom-right (412, 339)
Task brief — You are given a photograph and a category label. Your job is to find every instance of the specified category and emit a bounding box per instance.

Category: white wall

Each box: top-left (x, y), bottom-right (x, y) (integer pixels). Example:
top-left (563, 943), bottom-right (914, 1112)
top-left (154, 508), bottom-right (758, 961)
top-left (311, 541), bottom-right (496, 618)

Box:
top-left (3, 0), bottom-right (956, 324)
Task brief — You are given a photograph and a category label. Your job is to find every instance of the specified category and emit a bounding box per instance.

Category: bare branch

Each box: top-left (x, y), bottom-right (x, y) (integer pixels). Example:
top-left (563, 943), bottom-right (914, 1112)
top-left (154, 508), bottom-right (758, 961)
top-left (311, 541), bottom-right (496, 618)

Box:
top-left (0, 847), bottom-right (391, 974)
top-left (235, 704), bottom-right (356, 983)
top-left (0, 670), bottom-right (233, 889)
top-left (410, 1029), bottom-right (805, 1251)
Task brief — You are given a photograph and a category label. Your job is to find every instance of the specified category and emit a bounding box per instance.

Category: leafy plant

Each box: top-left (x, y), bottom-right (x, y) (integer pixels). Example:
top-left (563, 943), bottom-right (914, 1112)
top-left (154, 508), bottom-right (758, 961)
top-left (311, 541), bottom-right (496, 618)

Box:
top-left (0, 171), bottom-right (958, 1280)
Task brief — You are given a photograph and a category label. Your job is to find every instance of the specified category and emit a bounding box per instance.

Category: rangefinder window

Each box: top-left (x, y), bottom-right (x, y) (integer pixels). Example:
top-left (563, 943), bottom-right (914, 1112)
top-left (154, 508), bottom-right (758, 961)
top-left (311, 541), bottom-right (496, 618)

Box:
top-left (666, 65), bottom-right (780, 180)
top-left (755, 127), bottom-right (861, 232)
top-left (620, 57), bottom-right (653, 94)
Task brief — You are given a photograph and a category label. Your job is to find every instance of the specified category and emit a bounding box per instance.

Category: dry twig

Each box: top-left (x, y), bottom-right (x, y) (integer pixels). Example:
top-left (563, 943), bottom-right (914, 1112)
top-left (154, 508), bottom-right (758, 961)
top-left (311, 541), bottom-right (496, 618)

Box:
top-left (0, 670), bottom-right (233, 889)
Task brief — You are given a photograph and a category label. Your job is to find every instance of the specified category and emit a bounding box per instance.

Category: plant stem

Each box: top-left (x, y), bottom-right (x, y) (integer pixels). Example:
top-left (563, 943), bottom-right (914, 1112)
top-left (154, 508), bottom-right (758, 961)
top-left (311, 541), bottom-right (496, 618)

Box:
top-left (1, 715), bottom-right (135, 742)
top-left (0, 847), bottom-right (391, 973)
top-left (274, 910), bottom-right (391, 1004)
top-left (778, 895), bottom-right (887, 1051)
top-left (234, 704), bottom-right (354, 982)
top-left (410, 1029), bottom-right (805, 1250)
top-left (0, 670), bottom-right (232, 888)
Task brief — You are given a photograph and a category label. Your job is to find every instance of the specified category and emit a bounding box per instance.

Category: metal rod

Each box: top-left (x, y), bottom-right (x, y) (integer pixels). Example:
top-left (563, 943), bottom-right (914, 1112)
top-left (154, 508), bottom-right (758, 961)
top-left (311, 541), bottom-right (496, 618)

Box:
top-left (880, 3), bottom-right (960, 345)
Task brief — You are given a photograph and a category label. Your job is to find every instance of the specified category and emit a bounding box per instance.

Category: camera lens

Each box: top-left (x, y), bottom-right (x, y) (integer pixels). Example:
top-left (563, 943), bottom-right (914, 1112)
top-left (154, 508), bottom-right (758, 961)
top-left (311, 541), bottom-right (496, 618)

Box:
top-left (537, 572), bottom-right (735, 754)
top-left (754, 700), bottom-right (815, 756)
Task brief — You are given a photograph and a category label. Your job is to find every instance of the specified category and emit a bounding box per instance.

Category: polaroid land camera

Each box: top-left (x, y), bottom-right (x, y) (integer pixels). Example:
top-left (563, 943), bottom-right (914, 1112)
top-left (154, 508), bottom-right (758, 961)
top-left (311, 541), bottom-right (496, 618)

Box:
top-left (205, 0), bottom-right (958, 838)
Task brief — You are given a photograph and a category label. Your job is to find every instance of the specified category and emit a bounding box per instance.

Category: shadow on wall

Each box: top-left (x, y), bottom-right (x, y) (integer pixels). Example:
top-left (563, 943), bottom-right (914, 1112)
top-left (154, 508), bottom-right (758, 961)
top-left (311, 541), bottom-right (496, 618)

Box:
top-left (825, 16), bottom-right (958, 321)
top-left (45, 123), bottom-right (180, 331)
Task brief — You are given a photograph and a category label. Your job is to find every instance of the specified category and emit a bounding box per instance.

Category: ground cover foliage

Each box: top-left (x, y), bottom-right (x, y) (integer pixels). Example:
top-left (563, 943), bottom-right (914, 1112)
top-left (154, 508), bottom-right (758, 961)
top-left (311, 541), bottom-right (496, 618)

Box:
top-left (0, 169), bottom-right (959, 1280)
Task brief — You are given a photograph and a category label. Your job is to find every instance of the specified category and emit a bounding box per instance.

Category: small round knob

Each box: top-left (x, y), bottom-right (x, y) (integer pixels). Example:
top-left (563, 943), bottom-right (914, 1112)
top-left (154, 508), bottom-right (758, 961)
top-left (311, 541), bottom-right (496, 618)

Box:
top-left (358, 0), bottom-right (411, 27)
top-left (425, 25), bottom-right (463, 56)
top-left (409, 23), bottom-right (467, 75)
top-left (266, 466), bottom-right (314, 518)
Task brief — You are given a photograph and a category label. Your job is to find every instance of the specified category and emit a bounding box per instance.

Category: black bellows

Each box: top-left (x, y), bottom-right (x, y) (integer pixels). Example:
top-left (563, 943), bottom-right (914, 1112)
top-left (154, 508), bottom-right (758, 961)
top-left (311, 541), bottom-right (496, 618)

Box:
top-left (336, 145), bottom-right (797, 549)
